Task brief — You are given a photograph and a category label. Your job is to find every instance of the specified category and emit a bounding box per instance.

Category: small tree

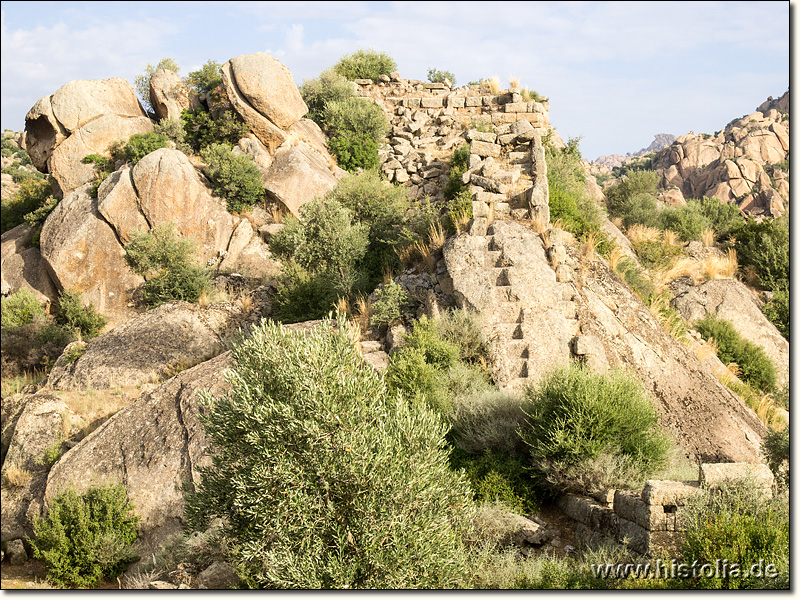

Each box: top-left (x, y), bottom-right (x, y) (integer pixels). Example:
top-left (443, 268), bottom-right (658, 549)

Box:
top-left (185, 316), bottom-right (475, 589)
top-left (134, 58), bottom-right (180, 114)
top-left (333, 49), bottom-right (397, 81)
top-left (201, 143), bottom-right (264, 212)
top-left (185, 60), bottom-right (223, 94)
top-left (427, 68), bottom-right (456, 86)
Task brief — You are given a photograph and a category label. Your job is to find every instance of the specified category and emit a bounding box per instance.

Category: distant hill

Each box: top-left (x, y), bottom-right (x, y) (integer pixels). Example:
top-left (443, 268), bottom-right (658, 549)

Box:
top-left (592, 133), bottom-right (675, 169)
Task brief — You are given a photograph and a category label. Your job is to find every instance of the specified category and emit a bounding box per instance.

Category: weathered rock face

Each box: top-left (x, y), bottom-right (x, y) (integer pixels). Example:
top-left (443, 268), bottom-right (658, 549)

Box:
top-left (25, 78), bottom-right (153, 195)
top-left (46, 301), bottom-right (241, 391)
top-left (444, 220), bottom-right (766, 463)
top-left (0, 224), bottom-right (58, 308)
top-left (227, 53), bottom-right (308, 129)
top-left (44, 352), bottom-right (230, 545)
top-left (149, 68), bottom-right (194, 121)
top-left (265, 141), bottom-right (340, 217)
top-left (668, 277), bottom-right (789, 388)
top-left (40, 184), bottom-right (144, 317)
top-left (651, 94), bottom-right (789, 216)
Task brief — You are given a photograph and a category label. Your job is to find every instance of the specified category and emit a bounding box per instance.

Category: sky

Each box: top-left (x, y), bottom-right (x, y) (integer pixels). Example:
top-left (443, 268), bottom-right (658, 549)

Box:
top-left (0, 1), bottom-right (790, 161)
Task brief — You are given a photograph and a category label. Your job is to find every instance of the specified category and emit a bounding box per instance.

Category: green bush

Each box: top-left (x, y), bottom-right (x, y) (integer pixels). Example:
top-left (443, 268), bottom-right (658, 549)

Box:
top-left (182, 108), bottom-right (251, 153)
top-left (55, 290), bottom-right (107, 339)
top-left (763, 427), bottom-right (789, 490)
top-left (444, 143), bottom-right (470, 205)
top-left (604, 170), bottom-right (659, 226)
top-left (328, 132), bottom-right (379, 172)
top-left (134, 58), bottom-right (180, 114)
top-left (1, 177), bottom-right (54, 234)
top-left (333, 49), bottom-right (397, 82)
top-left (545, 144), bottom-right (606, 240)
top-left (632, 239), bottom-right (682, 269)
top-left (300, 69), bottom-right (356, 125)
top-left (122, 132), bottom-right (169, 164)
top-left (185, 60), bottom-right (223, 94)
top-left (154, 118), bottom-right (190, 154)
top-left (435, 308), bottom-right (491, 367)
top-left (1, 287), bottom-right (46, 328)
top-left (449, 390), bottom-right (528, 456)
top-left (369, 281), bottom-right (411, 327)
top-left (1, 320), bottom-right (76, 376)
top-left (29, 485), bottom-right (140, 588)
top-left (731, 215), bottom-right (788, 291)
top-left (520, 365), bottom-right (670, 495)
top-left (681, 479), bottom-right (788, 589)
top-left (184, 317), bottom-right (475, 589)
top-left (763, 282), bottom-right (789, 340)
top-left (402, 315), bottom-right (459, 370)
top-left (124, 223), bottom-right (211, 307)
top-left (694, 315), bottom-right (776, 393)
top-left (428, 68), bottom-right (456, 86)
top-left (270, 262), bottom-right (342, 324)
top-left (323, 98), bottom-right (388, 142)
top-left (201, 143), bottom-right (264, 211)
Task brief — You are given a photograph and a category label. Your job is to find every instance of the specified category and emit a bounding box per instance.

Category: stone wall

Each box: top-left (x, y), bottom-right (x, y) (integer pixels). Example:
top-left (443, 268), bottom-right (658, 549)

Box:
top-left (354, 74), bottom-right (554, 224)
top-left (557, 463), bottom-right (774, 556)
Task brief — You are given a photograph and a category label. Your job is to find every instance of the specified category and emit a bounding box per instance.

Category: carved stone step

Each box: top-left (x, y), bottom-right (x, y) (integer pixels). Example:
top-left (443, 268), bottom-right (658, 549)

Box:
top-left (485, 249), bottom-right (503, 268)
top-left (512, 359), bottom-right (529, 378)
top-left (494, 301), bottom-right (524, 323)
top-left (557, 300), bottom-right (578, 319)
top-left (503, 339), bottom-right (530, 358)
top-left (494, 286), bottom-right (520, 302)
top-left (496, 322), bottom-right (524, 340)
top-left (495, 267), bottom-right (512, 286)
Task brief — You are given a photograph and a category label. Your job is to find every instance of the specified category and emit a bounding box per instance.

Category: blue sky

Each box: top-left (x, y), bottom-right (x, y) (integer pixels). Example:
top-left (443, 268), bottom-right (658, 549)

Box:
top-left (1, 1), bottom-right (790, 160)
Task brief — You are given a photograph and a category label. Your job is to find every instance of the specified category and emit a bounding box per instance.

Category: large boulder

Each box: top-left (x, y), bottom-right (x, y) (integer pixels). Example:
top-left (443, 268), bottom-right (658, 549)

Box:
top-left (227, 53), bottom-right (307, 129)
top-left (149, 68), bottom-right (194, 121)
top-left (46, 301), bottom-right (242, 391)
top-left (0, 224), bottom-right (59, 308)
top-left (25, 78), bottom-right (153, 195)
top-left (131, 149), bottom-right (238, 263)
top-left (264, 141), bottom-right (340, 217)
top-left (668, 277), bottom-right (789, 388)
top-left (39, 184), bottom-right (144, 318)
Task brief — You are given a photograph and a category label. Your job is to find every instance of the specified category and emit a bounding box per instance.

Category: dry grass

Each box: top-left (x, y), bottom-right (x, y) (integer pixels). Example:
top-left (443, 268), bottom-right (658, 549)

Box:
top-left (453, 208), bottom-right (472, 234)
top-left (580, 231), bottom-right (599, 263)
top-left (741, 264), bottom-right (760, 286)
top-left (626, 223), bottom-right (661, 244)
top-left (353, 294), bottom-right (372, 332)
top-left (1, 369), bottom-right (47, 397)
top-left (488, 75), bottom-right (501, 95)
top-left (611, 217), bottom-right (624, 229)
top-left (520, 87), bottom-right (532, 102)
top-left (607, 243), bottom-right (625, 271)
top-left (198, 290), bottom-right (212, 307)
top-left (2, 462), bottom-right (33, 487)
top-left (268, 204), bottom-right (285, 224)
top-left (700, 227), bottom-right (716, 247)
top-left (427, 221), bottom-right (446, 253)
top-left (529, 212), bottom-right (549, 234)
top-left (703, 248), bottom-right (737, 279)
top-left (382, 267), bottom-right (395, 285)
top-left (690, 337), bottom-right (718, 362)
top-left (238, 294), bottom-right (254, 313)
top-left (508, 75), bottom-right (520, 90)
top-left (662, 229), bottom-right (680, 246)
top-left (335, 296), bottom-right (351, 317)
top-left (57, 386), bottom-right (142, 436)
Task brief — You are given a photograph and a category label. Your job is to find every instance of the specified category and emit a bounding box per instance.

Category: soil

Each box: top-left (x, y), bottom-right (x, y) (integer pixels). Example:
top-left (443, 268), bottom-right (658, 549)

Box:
top-left (1, 560), bottom-right (120, 590)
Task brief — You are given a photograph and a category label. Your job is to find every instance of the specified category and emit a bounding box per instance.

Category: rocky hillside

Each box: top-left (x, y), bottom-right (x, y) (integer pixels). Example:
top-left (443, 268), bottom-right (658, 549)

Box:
top-left (592, 133), bottom-right (675, 170)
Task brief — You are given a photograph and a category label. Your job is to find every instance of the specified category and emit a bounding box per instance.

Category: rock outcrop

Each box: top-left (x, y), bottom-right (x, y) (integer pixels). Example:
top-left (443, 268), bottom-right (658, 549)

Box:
top-left (668, 277), bottom-right (789, 388)
top-left (25, 78), bottom-right (153, 196)
top-left (149, 68), bottom-right (195, 121)
top-left (444, 220), bottom-right (766, 463)
top-left (592, 133), bottom-right (676, 170)
top-left (0, 224), bottom-right (58, 308)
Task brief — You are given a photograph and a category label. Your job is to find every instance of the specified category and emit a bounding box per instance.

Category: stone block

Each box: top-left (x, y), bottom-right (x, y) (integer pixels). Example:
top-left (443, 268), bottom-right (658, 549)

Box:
top-left (617, 517), bottom-right (650, 555)
top-left (466, 130), bottom-right (497, 143)
top-left (470, 216), bottom-right (488, 236)
top-left (421, 97), bottom-right (444, 109)
top-left (491, 112), bottom-right (520, 125)
top-left (470, 174), bottom-right (509, 194)
top-left (465, 96), bottom-right (482, 107)
top-left (354, 78), bottom-right (373, 85)
top-left (469, 140), bottom-right (501, 158)
top-left (495, 202), bottom-right (510, 214)
top-left (699, 463), bottom-right (774, 495)
top-left (493, 169), bottom-right (520, 184)
top-left (447, 96), bottom-right (465, 108)
top-left (511, 119), bottom-right (535, 135)
top-left (507, 151), bottom-right (531, 164)
top-left (482, 96), bottom-right (496, 106)
top-left (555, 264), bottom-right (573, 282)
top-left (498, 133), bottom-right (518, 146)
top-left (504, 102), bottom-right (530, 113)
top-left (642, 480), bottom-right (702, 506)
top-left (472, 201), bottom-right (490, 218)
top-left (404, 97), bottom-right (421, 109)
top-left (475, 191), bottom-right (506, 204)
top-left (511, 208), bottom-right (530, 220)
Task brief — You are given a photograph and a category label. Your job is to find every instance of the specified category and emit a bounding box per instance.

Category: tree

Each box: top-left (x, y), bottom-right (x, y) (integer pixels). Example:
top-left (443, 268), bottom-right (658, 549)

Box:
top-left (134, 58), bottom-right (180, 114)
top-left (185, 316), bottom-right (475, 588)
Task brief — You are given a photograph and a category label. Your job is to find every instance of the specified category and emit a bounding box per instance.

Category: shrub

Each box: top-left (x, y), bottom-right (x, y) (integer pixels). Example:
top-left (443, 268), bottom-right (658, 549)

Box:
top-left (1, 287), bottom-right (46, 328)
top-left (680, 479), bottom-right (788, 589)
top-left (300, 69), bottom-right (356, 125)
top-left (322, 97), bottom-right (388, 142)
top-left (201, 143), bottom-right (264, 211)
top-left (134, 58), bottom-right (180, 114)
top-left (270, 263), bottom-right (342, 324)
top-left (444, 188), bottom-right (473, 234)
top-left (435, 308), bottom-right (491, 367)
top-left (731, 215), bottom-right (788, 291)
top-left (694, 315), bottom-right (776, 393)
top-left (185, 60), bottom-right (223, 94)
top-left (545, 144), bottom-right (606, 240)
top-left (369, 281), bottom-right (411, 327)
top-left (154, 118), bottom-right (191, 154)
top-left (122, 132), bottom-right (169, 163)
top-left (428, 68), bottom-right (456, 86)
top-left (55, 290), bottom-right (107, 339)
top-left (182, 108), bottom-right (251, 153)
top-left (184, 317), bottom-right (475, 589)
top-left (328, 132), bottom-right (379, 172)
top-left (449, 390), bottom-right (528, 455)
top-left (402, 315), bottom-right (459, 370)
top-left (28, 485), bottom-right (140, 588)
top-left (384, 346), bottom-right (441, 408)
top-left (763, 282), bottom-right (789, 340)
top-left (1, 177), bottom-right (54, 234)
top-left (333, 49), bottom-right (397, 82)
top-left (81, 153), bottom-right (114, 198)
top-left (520, 365), bottom-right (670, 495)
top-left (1, 320), bottom-right (76, 376)
top-left (762, 427), bottom-right (789, 490)
top-left (124, 223), bottom-right (211, 307)
top-left (631, 238), bottom-right (682, 269)
top-left (604, 170), bottom-right (659, 225)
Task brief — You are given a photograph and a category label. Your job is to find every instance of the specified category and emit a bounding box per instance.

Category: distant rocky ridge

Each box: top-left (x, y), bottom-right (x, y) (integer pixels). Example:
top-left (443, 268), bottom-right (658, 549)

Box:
top-left (592, 133), bottom-right (675, 170)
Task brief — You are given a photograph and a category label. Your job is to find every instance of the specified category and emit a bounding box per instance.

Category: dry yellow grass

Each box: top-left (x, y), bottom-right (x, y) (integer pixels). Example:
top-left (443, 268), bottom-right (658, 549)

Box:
top-left (488, 75), bottom-right (501, 95)
top-left (662, 229), bottom-right (680, 246)
top-left (427, 221), bottom-right (446, 252)
top-left (238, 294), bottom-right (254, 313)
top-left (520, 87), bottom-right (532, 102)
top-left (654, 257), bottom-right (704, 288)
top-left (702, 248), bottom-right (737, 279)
top-left (2, 462), bottom-right (33, 487)
top-left (529, 213), bottom-right (549, 234)
top-left (509, 76), bottom-right (520, 89)
top-left (453, 208), bottom-right (471, 234)
top-left (268, 204), bottom-right (285, 224)
top-left (690, 337), bottom-right (718, 362)
top-left (626, 223), bottom-right (661, 244)
top-left (198, 290), bottom-right (212, 307)
top-left (353, 294), bottom-right (372, 331)
top-left (335, 296), bottom-right (351, 317)
top-left (607, 243), bottom-right (625, 271)
top-left (580, 232), bottom-right (599, 263)
top-left (700, 227), bottom-right (716, 247)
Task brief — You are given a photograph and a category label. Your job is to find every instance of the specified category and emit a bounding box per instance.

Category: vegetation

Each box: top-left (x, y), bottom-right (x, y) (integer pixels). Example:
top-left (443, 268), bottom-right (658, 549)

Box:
top-left (200, 143), bottom-right (264, 211)
top-left (181, 107), bottom-right (251, 153)
top-left (660, 197), bottom-right (742, 242)
top-left (153, 117), bottom-right (191, 154)
top-left (185, 60), bottom-right (223, 94)
top-left (124, 223), bottom-right (211, 307)
top-left (185, 316), bottom-right (476, 589)
top-left (680, 479), bottom-right (788, 589)
top-left (694, 315), bottom-right (776, 393)
top-left (520, 365), bottom-right (670, 495)
top-left (29, 485), bottom-right (140, 588)
top-left (81, 153), bottom-right (114, 198)
top-left (327, 132), bottom-right (380, 172)
top-left (428, 68), bottom-right (456, 86)
top-left (135, 58), bottom-right (180, 114)
top-left (119, 132), bottom-right (170, 163)
top-left (332, 48), bottom-right (397, 81)
top-left (1, 286), bottom-right (46, 328)
top-left (1, 177), bottom-right (56, 234)
top-left (762, 427), bottom-right (789, 490)
top-left (55, 290), bottom-right (107, 339)
top-left (369, 281), bottom-right (411, 328)
top-left (299, 69), bottom-right (356, 124)
top-left (604, 170), bottom-right (660, 229)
